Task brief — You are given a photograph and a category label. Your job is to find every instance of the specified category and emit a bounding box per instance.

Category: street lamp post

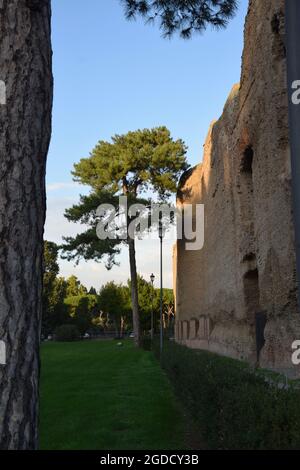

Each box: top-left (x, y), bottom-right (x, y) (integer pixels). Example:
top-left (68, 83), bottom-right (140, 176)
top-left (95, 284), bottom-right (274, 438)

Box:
top-left (158, 220), bottom-right (164, 356)
top-left (150, 273), bottom-right (155, 343)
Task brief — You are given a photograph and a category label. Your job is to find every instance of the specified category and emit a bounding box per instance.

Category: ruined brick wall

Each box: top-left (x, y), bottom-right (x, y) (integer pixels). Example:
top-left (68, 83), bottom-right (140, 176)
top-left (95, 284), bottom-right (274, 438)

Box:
top-left (174, 0), bottom-right (300, 377)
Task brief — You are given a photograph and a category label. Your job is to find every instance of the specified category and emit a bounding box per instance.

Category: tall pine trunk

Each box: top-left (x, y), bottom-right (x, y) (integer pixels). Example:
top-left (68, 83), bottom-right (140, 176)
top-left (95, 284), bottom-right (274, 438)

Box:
top-left (128, 237), bottom-right (141, 347)
top-left (0, 0), bottom-right (53, 449)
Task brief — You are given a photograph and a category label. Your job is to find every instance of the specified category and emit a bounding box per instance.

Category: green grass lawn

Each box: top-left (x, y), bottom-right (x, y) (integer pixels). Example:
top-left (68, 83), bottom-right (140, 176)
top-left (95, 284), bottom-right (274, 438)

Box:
top-left (39, 339), bottom-right (186, 450)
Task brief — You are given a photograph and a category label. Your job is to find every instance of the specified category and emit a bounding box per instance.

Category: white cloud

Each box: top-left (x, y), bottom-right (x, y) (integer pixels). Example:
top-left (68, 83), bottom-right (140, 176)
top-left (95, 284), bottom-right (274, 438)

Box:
top-left (46, 182), bottom-right (80, 192)
top-left (45, 196), bottom-right (81, 244)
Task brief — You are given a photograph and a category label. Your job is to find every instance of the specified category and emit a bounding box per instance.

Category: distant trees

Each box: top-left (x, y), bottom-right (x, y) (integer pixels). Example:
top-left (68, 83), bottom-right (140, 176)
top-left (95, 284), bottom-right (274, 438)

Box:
top-left (64, 295), bottom-right (97, 335)
top-left (42, 247), bottom-right (174, 339)
top-left (43, 241), bottom-right (60, 316)
top-left (42, 242), bottom-right (68, 336)
top-left (54, 324), bottom-right (80, 342)
top-left (42, 242), bottom-right (99, 337)
top-left (42, 277), bottom-right (69, 337)
top-left (98, 282), bottom-right (130, 338)
top-left (66, 275), bottom-right (88, 297)
top-left (133, 275), bottom-right (174, 334)
top-left (97, 277), bottom-right (175, 338)
top-left (131, 275), bottom-right (155, 333)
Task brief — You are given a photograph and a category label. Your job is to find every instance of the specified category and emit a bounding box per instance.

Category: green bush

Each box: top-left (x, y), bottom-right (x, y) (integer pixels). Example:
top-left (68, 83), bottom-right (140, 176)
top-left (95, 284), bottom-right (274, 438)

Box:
top-left (54, 324), bottom-right (80, 342)
top-left (155, 340), bottom-right (300, 449)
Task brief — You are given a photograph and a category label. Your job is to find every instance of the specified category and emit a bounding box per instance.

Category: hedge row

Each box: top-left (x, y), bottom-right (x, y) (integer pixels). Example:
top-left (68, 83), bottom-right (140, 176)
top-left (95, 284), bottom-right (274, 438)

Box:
top-left (54, 324), bottom-right (80, 342)
top-left (153, 339), bottom-right (300, 449)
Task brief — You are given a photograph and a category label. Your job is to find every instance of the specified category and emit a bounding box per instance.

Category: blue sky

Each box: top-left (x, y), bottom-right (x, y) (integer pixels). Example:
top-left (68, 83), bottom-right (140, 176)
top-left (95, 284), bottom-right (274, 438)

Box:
top-left (45, 0), bottom-right (249, 289)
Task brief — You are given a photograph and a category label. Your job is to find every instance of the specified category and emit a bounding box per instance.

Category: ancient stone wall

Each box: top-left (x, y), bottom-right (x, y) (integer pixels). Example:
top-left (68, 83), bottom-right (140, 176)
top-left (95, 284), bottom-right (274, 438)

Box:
top-left (174, 0), bottom-right (300, 377)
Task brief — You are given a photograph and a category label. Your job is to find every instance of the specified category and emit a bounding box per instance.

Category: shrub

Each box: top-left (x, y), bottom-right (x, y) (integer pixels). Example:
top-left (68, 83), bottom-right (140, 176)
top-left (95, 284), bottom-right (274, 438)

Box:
top-left (54, 324), bottom-right (80, 342)
top-left (155, 339), bottom-right (300, 449)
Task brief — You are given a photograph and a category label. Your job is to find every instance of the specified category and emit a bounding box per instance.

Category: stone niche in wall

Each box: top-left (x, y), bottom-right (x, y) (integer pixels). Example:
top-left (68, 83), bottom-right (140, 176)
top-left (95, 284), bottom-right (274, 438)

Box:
top-left (177, 317), bottom-right (213, 349)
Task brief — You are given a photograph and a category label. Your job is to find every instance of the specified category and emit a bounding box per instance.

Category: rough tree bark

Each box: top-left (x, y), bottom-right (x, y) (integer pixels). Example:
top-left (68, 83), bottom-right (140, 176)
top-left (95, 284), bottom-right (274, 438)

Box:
top-left (128, 237), bottom-right (141, 347)
top-left (0, 0), bottom-right (53, 449)
top-left (124, 185), bottom-right (141, 347)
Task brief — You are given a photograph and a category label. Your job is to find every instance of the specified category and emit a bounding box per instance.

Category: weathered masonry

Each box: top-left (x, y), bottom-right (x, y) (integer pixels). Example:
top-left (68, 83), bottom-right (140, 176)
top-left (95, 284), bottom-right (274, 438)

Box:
top-left (174, 0), bottom-right (300, 377)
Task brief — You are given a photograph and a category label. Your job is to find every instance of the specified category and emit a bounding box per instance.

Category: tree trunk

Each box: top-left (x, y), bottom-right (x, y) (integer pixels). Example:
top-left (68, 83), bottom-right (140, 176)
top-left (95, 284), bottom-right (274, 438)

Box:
top-left (0, 0), bottom-right (53, 449)
top-left (113, 318), bottom-right (120, 338)
top-left (128, 237), bottom-right (141, 347)
top-left (120, 316), bottom-right (124, 338)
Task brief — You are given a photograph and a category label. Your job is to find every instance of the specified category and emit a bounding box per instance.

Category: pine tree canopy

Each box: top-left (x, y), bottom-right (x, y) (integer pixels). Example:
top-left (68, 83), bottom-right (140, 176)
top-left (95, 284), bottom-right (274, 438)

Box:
top-left (61, 127), bottom-right (188, 268)
top-left (120, 0), bottom-right (238, 38)
top-left (72, 126), bottom-right (188, 199)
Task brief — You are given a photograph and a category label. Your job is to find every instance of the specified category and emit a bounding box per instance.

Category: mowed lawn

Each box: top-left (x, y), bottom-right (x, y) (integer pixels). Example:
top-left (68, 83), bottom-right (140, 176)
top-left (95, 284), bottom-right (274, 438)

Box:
top-left (39, 340), bottom-right (186, 450)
